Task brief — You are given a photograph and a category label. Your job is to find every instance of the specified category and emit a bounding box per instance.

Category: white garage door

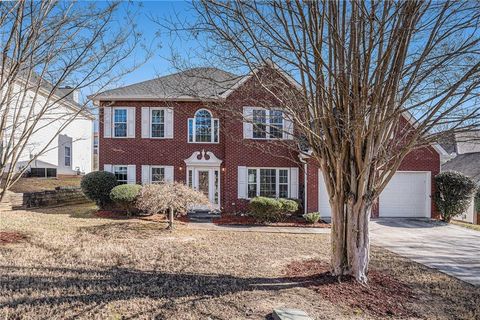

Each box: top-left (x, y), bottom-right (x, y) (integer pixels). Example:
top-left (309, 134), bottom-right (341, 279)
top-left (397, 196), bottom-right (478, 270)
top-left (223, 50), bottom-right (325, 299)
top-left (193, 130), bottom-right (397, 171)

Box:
top-left (318, 171), bottom-right (332, 217)
top-left (379, 171), bottom-right (431, 218)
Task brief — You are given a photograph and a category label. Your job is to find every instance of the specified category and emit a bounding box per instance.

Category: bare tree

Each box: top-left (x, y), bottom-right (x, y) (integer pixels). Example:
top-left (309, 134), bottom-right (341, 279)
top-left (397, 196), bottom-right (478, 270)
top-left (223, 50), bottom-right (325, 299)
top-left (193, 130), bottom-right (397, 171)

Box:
top-left (163, 0), bottom-right (480, 283)
top-left (0, 1), bottom-right (149, 200)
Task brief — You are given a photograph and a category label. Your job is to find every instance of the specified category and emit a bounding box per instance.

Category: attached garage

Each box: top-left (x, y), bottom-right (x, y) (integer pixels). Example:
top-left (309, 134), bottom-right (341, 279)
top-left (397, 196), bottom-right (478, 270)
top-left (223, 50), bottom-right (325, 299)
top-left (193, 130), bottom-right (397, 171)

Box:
top-left (318, 170), bottom-right (432, 218)
top-left (318, 171), bottom-right (332, 217)
top-left (379, 171), bottom-right (431, 218)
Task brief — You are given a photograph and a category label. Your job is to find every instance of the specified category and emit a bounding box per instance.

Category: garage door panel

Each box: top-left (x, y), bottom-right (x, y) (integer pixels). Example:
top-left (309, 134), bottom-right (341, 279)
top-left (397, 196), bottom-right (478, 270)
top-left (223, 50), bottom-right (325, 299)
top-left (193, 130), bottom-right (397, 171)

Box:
top-left (319, 170), bottom-right (431, 218)
top-left (318, 171), bottom-right (332, 217)
top-left (379, 172), bottom-right (430, 218)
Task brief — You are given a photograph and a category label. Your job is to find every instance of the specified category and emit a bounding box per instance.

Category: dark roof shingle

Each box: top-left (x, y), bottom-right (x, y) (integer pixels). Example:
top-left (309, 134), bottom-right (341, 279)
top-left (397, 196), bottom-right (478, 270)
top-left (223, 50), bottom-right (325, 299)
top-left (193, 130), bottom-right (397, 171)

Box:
top-left (442, 152), bottom-right (480, 183)
top-left (90, 67), bottom-right (241, 100)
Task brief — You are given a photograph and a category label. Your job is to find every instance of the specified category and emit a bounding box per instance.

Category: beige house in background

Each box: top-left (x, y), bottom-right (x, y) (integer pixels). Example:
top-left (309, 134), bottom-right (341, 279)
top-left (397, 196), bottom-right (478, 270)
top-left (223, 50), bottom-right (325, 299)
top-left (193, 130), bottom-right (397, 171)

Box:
top-left (441, 131), bottom-right (480, 224)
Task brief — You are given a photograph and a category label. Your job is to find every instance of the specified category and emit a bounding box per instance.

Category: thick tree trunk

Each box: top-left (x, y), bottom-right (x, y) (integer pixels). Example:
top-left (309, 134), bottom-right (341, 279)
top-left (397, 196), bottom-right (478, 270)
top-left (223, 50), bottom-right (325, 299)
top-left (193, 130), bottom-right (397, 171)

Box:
top-left (331, 197), bottom-right (372, 284)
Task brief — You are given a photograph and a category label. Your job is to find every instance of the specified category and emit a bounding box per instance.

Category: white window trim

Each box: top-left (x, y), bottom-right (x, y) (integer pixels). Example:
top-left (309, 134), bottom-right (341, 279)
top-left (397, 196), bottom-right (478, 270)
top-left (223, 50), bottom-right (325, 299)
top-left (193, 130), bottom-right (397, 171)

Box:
top-left (64, 146), bottom-right (71, 167)
top-left (187, 109), bottom-right (220, 144)
top-left (251, 107), bottom-right (285, 140)
top-left (112, 107), bottom-right (128, 138)
top-left (149, 107), bottom-right (168, 139)
top-left (150, 165), bottom-right (166, 183)
top-left (246, 167), bottom-right (290, 199)
top-left (113, 165), bottom-right (128, 184)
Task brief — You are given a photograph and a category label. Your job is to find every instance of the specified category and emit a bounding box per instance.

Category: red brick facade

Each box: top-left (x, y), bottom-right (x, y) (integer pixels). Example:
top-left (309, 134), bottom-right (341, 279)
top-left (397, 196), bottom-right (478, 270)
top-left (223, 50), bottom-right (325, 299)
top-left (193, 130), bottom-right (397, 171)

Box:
top-left (98, 73), bottom-right (441, 217)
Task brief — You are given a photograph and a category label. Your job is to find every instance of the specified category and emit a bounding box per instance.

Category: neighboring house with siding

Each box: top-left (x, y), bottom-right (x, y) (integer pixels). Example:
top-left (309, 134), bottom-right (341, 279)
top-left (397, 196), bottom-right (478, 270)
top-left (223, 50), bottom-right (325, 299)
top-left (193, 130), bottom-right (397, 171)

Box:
top-left (441, 131), bottom-right (480, 224)
top-left (90, 63), bottom-right (446, 217)
top-left (4, 82), bottom-right (95, 177)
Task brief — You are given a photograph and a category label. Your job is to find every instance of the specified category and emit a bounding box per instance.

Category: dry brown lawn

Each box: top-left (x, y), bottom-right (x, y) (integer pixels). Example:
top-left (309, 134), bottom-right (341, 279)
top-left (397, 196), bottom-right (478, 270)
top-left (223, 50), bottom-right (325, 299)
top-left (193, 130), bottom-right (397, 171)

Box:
top-left (7, 176), bottom-right (82, 193)
top-left (0, 204), bottom-right (479, 320)
top-left (451, 220), bottom-right (480, 232)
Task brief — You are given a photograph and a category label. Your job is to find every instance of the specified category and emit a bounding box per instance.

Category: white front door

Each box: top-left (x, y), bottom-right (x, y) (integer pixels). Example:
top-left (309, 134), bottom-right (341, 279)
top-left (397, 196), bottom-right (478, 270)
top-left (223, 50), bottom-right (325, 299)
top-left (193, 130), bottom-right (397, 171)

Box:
top-left (187, 167), bottom-right (220, 210)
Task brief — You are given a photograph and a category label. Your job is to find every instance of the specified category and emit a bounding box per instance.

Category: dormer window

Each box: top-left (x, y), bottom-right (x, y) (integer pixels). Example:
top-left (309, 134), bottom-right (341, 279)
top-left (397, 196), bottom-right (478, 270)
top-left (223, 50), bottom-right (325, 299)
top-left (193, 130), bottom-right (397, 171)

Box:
top-left (188, 109), bottom-right (219, 143)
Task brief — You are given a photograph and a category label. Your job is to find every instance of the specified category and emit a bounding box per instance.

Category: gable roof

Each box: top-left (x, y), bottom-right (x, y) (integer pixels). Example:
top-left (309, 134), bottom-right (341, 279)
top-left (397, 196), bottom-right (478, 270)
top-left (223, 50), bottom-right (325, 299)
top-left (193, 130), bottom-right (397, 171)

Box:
top-left (442, 152), bottom-right (480, 184)
top-left (89, 67), bottom-right (241, 102)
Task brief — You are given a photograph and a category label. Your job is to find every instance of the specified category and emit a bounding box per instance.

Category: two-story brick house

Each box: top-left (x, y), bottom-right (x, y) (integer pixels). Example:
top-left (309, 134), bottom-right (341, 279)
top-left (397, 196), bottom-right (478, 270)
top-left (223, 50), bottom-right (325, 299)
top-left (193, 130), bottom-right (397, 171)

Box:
top-left (90, 65), bottom-right (446, 218)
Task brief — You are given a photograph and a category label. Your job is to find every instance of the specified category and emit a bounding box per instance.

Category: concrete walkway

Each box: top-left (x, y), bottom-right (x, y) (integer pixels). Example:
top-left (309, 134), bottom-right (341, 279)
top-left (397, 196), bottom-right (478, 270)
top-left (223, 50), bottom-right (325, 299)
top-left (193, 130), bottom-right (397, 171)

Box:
top-left (370, 219), bottom-right (480, 286)
top-left (187, 222), bottom-right (331, 234)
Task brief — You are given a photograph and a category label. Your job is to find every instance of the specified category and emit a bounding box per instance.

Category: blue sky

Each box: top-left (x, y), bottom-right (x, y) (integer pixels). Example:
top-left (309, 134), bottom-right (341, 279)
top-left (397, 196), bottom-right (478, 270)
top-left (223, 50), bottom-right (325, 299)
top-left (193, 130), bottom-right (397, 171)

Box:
top-left (106, 1), bottom-right (196, 89)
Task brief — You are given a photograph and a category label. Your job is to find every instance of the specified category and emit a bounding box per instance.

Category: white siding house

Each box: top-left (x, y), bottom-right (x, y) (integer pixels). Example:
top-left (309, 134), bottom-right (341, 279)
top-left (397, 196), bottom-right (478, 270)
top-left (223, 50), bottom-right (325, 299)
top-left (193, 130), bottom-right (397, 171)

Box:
top-left (4, 82), bottom-right (94, 176)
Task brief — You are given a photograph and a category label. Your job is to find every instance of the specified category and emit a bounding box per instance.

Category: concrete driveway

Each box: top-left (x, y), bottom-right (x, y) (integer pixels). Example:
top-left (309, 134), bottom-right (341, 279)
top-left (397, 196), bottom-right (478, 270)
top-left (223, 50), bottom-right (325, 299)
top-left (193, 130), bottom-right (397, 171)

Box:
top-left (370, 219), bottom-right (480, 286)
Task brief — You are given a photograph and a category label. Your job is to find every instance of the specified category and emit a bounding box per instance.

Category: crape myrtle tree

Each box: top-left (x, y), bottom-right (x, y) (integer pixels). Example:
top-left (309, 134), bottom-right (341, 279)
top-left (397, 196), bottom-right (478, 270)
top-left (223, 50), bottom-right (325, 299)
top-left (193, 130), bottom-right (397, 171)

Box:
top-left (164, 0), bottom-right (480, 283)
top-left (0, 1), bottom-right (149, 200)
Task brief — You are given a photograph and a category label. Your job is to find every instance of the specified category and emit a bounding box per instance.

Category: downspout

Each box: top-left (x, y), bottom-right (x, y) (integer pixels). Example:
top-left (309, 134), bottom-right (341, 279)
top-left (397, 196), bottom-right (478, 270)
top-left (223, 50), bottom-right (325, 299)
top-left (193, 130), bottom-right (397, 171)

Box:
top-left (304, 162), bottom-right (308, 214)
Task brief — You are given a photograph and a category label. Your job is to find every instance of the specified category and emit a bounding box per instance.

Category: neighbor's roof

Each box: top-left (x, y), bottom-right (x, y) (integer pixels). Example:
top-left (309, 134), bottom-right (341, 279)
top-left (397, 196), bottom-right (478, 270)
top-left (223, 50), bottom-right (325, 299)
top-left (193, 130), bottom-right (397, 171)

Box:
top-left (438, 133), bottom-right (457, 155)
top-left (442, 152), bottom-right (480, 183)
top-left (89, 67), bottom-right (241, 102)
top-left (1, 56), bottom-right (93, 119)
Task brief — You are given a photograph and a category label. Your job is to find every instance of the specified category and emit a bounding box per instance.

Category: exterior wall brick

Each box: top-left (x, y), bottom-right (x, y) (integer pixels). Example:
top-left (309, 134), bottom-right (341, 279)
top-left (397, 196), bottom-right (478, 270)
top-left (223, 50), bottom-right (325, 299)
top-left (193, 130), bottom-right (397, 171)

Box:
top-left (98, 73), bottom-right (441, 217)
top-left (99, 74), bottom-right (305, 214)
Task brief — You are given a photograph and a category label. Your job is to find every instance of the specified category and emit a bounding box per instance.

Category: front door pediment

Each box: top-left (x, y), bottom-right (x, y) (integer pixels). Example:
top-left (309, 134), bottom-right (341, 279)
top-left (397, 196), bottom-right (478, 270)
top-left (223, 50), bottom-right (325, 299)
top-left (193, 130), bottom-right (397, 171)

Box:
top-left (184, 150), bottom-right (222, 167)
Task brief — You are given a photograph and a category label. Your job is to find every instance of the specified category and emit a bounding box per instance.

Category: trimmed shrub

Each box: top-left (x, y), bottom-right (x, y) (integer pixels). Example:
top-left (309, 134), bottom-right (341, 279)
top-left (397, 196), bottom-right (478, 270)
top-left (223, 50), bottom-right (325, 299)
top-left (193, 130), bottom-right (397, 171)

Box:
top-left (81, 171), bottom-right (118, 208)
top-left (249, 197), bottom-right (284, 222)
top-left (136, 182), bottom-right (211, 229)
top-left (278, 198), bottom-right (299, 213)
top-left (434, 171), bottom-right (477, 222)
top-left (110, 184), bottom-right (142, 214)
top-left (303, 212), bottom-right (321, 224)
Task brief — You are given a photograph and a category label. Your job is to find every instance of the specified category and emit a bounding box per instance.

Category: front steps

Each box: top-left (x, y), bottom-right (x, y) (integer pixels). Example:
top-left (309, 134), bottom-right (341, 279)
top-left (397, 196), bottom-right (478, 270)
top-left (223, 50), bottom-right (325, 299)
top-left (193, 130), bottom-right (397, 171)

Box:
top-left (188, 210), bottom-right (221, 223)
top-left (0, 191), bottom-right (24, 212)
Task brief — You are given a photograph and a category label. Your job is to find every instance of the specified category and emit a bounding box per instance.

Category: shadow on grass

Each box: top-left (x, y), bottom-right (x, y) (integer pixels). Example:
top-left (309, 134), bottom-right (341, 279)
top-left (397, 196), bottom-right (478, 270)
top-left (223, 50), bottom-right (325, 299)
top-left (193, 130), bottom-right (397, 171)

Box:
top-left (0, 265), bottom-right (331, 318)
top-left (27, 203), bottom-right (99, 219)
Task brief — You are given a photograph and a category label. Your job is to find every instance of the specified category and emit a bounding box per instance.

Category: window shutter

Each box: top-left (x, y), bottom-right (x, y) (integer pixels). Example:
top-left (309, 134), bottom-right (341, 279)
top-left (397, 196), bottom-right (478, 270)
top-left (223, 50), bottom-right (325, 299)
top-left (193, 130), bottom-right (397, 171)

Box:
top-left (127, 107), bottom-right (136, 138)
top-left (238, 166), bottom-right (247, 199)
top-left (103, 107), bottom-right (112, 138)
top-left (141, 165), bottom-right (150, 184)
top-left (164, 166), bottom-right (174, 182)
top-left (141, 107), bottom-right (150, 138)
top-left (104, 164), bottom-right (113, 173)
top-left (165, 108), bottom-right (174, 138)
top-left (127, 165), bottom-right (136, 184)
top-left (283, 113), bottom-right (294, 140)
top-left (290, 167), bottom-right (299, 199)
top-left (243, 107), bottom-right (253, 139)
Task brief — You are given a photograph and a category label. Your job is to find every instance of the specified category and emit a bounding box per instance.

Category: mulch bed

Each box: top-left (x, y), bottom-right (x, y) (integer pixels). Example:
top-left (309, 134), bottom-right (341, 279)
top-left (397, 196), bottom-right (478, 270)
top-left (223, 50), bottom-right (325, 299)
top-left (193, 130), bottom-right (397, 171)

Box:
top-left (213, 215), bottom-right (330, 228)
top-left (0, 231), bottom-right (27, 245)
top-left (284, 259), bottom-right (417, 318)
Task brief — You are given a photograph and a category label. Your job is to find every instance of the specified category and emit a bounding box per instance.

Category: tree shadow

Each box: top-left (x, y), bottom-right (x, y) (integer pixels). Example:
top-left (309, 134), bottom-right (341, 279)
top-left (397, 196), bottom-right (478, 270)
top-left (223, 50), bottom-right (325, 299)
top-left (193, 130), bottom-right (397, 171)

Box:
top-left (372, 218), bottom-right (445, 228)
top-left (0, 265), bottom-right (332, 318)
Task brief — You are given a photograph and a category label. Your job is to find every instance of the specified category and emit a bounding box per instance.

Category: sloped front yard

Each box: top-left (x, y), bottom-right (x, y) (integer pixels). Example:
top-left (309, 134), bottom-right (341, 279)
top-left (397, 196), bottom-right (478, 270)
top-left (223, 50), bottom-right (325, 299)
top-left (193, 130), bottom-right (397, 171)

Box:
top-left (0, 204), bottom-right (479, 319)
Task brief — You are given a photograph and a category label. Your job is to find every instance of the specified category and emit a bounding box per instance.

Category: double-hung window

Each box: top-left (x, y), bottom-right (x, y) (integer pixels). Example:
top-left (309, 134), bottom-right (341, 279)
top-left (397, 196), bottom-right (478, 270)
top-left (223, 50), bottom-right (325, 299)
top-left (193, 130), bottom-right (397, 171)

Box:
top-left (188, 109), bottom-right (219, 143)
top-left (151, 109), bottom-right (165, 138)
top-left (151, 166), bottom-right (165, 183)
top-left (114, 109), bottom-right (127, 137)
top-left (247, 168), bottom-right (289, 198)
top-left (252, 109), bottom-right (283, 139)
top-left (64, 146), bottom-right (71, 167)
top-left (114, 165), bottom-right (128, 184)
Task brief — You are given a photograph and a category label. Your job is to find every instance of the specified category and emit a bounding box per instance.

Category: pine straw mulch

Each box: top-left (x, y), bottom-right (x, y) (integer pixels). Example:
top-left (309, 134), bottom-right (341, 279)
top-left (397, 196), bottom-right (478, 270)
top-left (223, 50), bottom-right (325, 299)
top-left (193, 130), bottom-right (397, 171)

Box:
top-left (284, 259), bottom-right (417, 318)
top-left (0, 231), bottom-right (27, 245)
top-left (213, 214), bottom-right (330, 228)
